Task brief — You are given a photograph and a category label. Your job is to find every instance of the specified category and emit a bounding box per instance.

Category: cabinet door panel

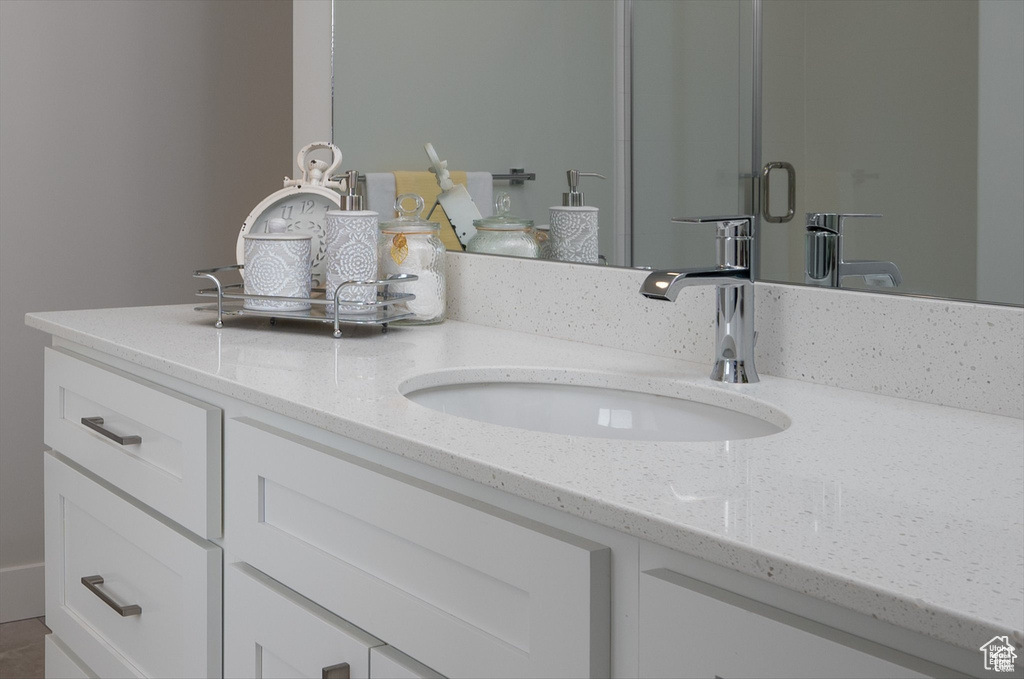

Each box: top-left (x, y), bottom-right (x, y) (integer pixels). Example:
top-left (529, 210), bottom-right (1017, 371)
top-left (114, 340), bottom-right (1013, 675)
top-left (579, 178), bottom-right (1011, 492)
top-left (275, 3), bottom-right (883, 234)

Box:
top-left (370, 646), bottom-right (444, 679)
top-left (225, 562), bottom-right (381, 679)
top-left (45, 635), bottom-right (96, 679)
top-left (45, 452), bottom-right (222, 679)
top-left (44, 347), bottom-right (222, 538)
top-left (640, 569), bottom-right (935, 679)
top-left (224, 417), bottom-right (610, 678)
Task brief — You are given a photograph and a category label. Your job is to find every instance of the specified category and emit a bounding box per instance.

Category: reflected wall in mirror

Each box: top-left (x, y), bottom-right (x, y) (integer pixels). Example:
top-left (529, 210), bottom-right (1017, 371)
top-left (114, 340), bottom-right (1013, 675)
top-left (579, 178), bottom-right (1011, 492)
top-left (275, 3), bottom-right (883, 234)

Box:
top-left (331, 0), bottom-right (622, 260)
top-left (332, 0), bottom-right (1023, 306)
top-left (756, 0), bottom-right (1023, 305)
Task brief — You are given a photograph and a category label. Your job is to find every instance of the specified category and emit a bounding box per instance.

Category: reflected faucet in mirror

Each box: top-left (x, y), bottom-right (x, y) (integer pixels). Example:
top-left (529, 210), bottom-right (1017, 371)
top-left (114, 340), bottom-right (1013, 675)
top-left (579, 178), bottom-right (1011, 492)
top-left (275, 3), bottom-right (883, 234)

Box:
top-left (803, 213), bottom-right (903, 289)
top-left (640, 216), bottom-right (758, 385)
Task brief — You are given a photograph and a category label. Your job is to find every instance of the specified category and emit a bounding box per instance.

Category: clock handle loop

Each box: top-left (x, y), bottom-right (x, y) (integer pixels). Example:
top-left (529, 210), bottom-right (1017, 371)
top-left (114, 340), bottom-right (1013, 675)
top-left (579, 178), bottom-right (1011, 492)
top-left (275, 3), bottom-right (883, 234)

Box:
top-left (294, 142), bottom-right (343, 186)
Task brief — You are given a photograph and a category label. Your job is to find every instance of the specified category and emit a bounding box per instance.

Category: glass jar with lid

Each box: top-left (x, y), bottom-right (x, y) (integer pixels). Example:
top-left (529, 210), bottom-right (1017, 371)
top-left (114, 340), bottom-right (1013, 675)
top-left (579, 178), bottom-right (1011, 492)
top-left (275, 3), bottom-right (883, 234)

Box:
top-left (533, 224), bottom-right (552, 259)
top-left (467, 192), bottom-right (538, 258)
top-left (378, 193), bottom-right (446, 325)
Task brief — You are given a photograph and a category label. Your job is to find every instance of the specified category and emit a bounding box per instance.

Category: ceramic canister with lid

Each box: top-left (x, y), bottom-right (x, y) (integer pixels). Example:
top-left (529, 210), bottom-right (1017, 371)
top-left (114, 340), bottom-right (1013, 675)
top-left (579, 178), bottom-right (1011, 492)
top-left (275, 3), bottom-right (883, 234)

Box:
top-left (467, 192), bottom-right (538, 258)
top-left (243, 218), bottom-right (312, 311)
top-left (325, 170), bottom-right (379, 314)
top-left (378, 193), bottom-right (446, 325)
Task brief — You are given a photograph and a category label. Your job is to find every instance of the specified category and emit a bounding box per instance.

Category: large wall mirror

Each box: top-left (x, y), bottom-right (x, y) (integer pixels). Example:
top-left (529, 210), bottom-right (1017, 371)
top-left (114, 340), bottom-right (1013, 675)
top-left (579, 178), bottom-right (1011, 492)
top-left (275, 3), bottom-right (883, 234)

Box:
top-left (332, 0), bottom-right (1023, 306)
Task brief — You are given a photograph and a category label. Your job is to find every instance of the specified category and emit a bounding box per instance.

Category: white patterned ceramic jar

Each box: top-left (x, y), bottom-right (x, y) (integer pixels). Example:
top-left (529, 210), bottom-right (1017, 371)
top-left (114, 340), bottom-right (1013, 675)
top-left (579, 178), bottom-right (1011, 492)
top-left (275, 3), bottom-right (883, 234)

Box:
top-left (378, 194), bottom-right (446, 325)
top-left (243, 218), bottom-right (312, 311)
top-left (549, 206), bottom-right (599, 263)
top-left (325, 209), bottom-right (379, 314)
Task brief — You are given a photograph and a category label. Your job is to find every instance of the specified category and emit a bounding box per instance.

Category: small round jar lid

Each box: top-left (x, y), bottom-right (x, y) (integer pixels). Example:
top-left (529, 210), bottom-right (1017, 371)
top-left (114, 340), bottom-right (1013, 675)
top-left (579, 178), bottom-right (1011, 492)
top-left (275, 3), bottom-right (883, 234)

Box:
top-left (244, 217), bottom-right (311, 240)
top-left (380, 193), bottom-right (440, 234)
top-left (473, 192), bottom-right (533, 231)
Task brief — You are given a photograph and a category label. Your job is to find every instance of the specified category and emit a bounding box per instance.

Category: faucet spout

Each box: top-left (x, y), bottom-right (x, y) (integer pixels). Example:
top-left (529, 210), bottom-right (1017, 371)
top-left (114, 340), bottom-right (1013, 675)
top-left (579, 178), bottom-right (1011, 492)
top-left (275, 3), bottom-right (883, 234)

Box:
top-left (803, 213), bottom-right (902, 289)
top-left (839, 260), bottom-right (903, 287)
top-left (641, 266), bottom-right (750, 301)
top-left (639, 215), bottom-right (758, 384)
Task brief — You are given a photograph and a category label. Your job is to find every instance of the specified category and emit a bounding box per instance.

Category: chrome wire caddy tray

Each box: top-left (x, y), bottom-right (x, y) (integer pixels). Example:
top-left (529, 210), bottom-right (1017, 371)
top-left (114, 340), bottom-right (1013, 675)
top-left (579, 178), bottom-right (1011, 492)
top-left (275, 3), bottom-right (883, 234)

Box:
top-left (193, 265), bottom-right (417, 337)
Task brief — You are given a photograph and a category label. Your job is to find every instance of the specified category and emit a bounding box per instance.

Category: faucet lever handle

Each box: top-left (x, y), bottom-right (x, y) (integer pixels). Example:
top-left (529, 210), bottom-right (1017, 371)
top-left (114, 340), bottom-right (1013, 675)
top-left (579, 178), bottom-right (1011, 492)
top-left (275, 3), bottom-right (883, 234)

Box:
top-left (672, 215), bottom-right (755, 237)
top-left (806, 212), bottom-right (882, 235)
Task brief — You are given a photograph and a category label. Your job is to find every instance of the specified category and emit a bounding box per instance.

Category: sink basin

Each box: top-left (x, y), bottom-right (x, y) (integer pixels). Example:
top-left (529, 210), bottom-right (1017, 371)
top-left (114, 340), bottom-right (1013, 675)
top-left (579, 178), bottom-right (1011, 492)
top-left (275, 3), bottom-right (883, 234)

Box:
top-left (403, 374), bottom-right (786, 442)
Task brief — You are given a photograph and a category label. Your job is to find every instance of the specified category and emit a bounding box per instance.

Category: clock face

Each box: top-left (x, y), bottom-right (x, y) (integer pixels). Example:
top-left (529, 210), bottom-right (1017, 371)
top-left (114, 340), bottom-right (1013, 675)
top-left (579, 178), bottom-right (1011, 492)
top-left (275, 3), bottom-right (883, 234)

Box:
top-left (238, 188), bottom-right (341, 285)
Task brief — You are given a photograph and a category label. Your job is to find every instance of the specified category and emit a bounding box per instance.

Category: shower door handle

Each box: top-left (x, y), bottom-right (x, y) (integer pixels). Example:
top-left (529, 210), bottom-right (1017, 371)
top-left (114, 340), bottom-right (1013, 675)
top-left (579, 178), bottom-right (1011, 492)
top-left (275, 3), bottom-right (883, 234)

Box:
top-left (761, 161), bottom-right (796, 223)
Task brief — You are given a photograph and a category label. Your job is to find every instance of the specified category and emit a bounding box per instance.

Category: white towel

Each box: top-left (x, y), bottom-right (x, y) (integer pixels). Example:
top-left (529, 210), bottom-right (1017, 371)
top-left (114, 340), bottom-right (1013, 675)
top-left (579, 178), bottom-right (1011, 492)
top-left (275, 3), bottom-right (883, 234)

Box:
top-left (363, 172), bottom-right (493, 218)
top-left (466, 172), bottom-right (493, 217)
top-left (364, 173), bottom-right (398, 218)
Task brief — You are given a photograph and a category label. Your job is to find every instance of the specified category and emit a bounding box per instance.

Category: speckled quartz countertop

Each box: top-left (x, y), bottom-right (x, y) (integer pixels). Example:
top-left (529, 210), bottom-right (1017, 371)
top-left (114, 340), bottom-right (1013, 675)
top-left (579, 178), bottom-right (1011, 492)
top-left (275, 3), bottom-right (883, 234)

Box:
top-left (26, 305), bottom-right (1024, 655)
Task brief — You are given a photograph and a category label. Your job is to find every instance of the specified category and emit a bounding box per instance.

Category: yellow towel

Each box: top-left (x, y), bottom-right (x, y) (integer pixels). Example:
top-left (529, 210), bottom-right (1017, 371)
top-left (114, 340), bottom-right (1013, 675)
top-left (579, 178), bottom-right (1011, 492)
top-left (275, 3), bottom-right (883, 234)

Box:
top-left (393, 171), bottom-right (465, 251)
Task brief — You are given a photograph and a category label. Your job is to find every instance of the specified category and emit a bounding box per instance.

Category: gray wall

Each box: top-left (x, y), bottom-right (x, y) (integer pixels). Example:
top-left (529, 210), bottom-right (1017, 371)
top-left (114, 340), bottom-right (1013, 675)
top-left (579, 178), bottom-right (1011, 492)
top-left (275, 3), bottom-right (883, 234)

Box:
top-left (977, 0), bottom-right (1024, 306)
top-left (0, 0), bottom-right (292, 621)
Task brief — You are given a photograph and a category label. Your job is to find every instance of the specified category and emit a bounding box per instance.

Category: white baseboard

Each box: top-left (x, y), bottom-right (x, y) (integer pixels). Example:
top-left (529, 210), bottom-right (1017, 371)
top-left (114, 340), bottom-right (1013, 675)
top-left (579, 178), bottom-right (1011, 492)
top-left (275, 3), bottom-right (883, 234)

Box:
top-left (0, 562), bottom-right (44, 623)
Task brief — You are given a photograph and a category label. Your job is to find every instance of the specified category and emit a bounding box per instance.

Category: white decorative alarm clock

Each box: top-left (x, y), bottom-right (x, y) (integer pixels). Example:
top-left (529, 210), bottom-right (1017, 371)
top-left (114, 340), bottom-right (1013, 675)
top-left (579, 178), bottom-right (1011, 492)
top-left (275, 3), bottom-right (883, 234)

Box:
top-left (236, 142), bottom-right (345, 286)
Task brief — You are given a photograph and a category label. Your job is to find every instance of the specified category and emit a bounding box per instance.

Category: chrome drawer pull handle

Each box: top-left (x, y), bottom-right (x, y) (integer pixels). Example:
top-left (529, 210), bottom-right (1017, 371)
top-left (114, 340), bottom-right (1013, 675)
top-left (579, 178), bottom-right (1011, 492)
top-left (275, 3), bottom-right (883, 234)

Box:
top-left (81, 417), bottom-right (142, 446)
top-left (81, 575), bottom-right (142, 617)
top-left (322, 662), bottom-right (350, 679)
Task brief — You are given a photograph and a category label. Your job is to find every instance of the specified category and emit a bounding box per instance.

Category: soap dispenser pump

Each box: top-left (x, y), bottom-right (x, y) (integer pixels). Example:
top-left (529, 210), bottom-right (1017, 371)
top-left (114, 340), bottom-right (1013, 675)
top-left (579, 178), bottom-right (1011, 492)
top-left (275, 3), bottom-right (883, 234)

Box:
top-left (338, 169), bottom-right (365, 210)
top-left (550, 170), bottom-right (605, 263)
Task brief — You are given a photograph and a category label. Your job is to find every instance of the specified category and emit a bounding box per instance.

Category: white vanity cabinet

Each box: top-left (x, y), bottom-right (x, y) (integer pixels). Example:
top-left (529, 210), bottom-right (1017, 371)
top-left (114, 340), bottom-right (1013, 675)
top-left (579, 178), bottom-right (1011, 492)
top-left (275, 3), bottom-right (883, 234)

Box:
top-left (224, 562), bottom-right (381, 679)
top-left (368, 648), bottom-right (445, 679)
top-left (44, 453), bottom-right (222, 678)
top-left (43, 347), bottom-right (222, 539)
top-left (36, 338), bottom-right (982, 679)
top-left (224, 562), bottom-right (442, 679)
top-left (44, 634), bottom-right (96, 679)
top-left (639, 568), bottom-right (934, 678)
top-left (43, 347), bottom-right (223, 679)
top-left (637, 546), bottom-right (963, 679)
top-left (223, 417), bottom-right (611, 679)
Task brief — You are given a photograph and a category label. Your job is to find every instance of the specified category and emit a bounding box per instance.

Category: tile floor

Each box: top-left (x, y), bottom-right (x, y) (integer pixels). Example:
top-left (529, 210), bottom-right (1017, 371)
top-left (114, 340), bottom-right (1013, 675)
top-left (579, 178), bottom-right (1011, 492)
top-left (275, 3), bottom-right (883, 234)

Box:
top-left (0, 618), bottom-right (48, 679)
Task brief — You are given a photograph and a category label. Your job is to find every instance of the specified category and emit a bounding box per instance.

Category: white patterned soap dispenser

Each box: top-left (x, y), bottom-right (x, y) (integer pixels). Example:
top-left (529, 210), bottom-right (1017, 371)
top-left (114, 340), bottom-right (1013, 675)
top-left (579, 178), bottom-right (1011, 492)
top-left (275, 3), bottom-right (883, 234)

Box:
top-left (549, 169), bottom-right (605, 264)
top-left (325, 169), bottom-right (379, 314)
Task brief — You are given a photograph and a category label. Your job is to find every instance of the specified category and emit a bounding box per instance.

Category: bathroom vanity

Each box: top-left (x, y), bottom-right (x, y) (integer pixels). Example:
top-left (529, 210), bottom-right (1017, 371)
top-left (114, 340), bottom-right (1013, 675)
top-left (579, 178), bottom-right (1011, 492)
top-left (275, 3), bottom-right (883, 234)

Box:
top-left (27, 258), bottom-right (1023, 679)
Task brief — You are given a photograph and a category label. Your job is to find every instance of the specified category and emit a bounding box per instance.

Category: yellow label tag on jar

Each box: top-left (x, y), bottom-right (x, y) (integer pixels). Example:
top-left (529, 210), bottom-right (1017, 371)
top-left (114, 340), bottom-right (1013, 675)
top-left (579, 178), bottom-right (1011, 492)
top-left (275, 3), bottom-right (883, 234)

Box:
top-left (390, 233), bottom-right (408, 265)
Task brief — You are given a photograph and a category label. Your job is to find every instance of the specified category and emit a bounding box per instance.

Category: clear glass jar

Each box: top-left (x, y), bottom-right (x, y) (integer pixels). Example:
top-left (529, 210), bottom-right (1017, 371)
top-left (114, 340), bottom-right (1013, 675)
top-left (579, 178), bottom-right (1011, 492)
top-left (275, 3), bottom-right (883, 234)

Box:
top-left (467, 192), bottom-right (538, 258)
top-left (379, 194), bottom-right (447, 325)
top-left (533, 224), bottom-right (552, 259)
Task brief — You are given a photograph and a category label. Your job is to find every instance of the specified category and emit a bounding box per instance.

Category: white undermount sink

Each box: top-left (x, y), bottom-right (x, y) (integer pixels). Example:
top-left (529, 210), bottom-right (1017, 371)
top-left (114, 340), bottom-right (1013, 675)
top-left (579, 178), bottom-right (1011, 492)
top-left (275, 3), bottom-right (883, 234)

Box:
top-left (403, 372), bottom-right (787, 442)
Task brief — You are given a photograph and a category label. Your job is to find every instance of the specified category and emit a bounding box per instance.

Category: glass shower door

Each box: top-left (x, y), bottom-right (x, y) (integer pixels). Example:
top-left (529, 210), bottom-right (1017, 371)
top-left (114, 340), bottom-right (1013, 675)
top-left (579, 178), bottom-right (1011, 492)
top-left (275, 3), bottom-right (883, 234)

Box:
top-left (757, 0), bottom-right (982, 297)
top-left (630, 0), bottom-right (754, 271)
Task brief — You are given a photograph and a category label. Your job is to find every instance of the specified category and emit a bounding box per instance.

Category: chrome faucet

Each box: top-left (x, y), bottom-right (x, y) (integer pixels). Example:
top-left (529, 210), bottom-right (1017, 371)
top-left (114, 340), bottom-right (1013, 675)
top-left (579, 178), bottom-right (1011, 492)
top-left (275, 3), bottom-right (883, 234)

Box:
top-left (640, 216), bottom-right (758, 384)
top-left (804, 213), bottom-right (903, 288)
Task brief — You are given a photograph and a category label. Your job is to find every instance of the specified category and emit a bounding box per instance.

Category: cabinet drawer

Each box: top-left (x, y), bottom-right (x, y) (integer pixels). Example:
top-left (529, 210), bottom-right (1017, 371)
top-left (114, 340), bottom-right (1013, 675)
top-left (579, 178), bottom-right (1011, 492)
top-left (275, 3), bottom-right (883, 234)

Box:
top-left (639, 569), bottom-right (943, 679)
top-left (370, 646), bottom-right (444, 679)
top-left (45, 634), bottom-right (96, 679)
top-left (44, 347), bottom-right (221, 538)
top-left (45, 452), bottom-right (222, 679)
top-left (225, 561), bottom-right (383, 679)
top-left (224, 417), bottom-right (610, 679)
